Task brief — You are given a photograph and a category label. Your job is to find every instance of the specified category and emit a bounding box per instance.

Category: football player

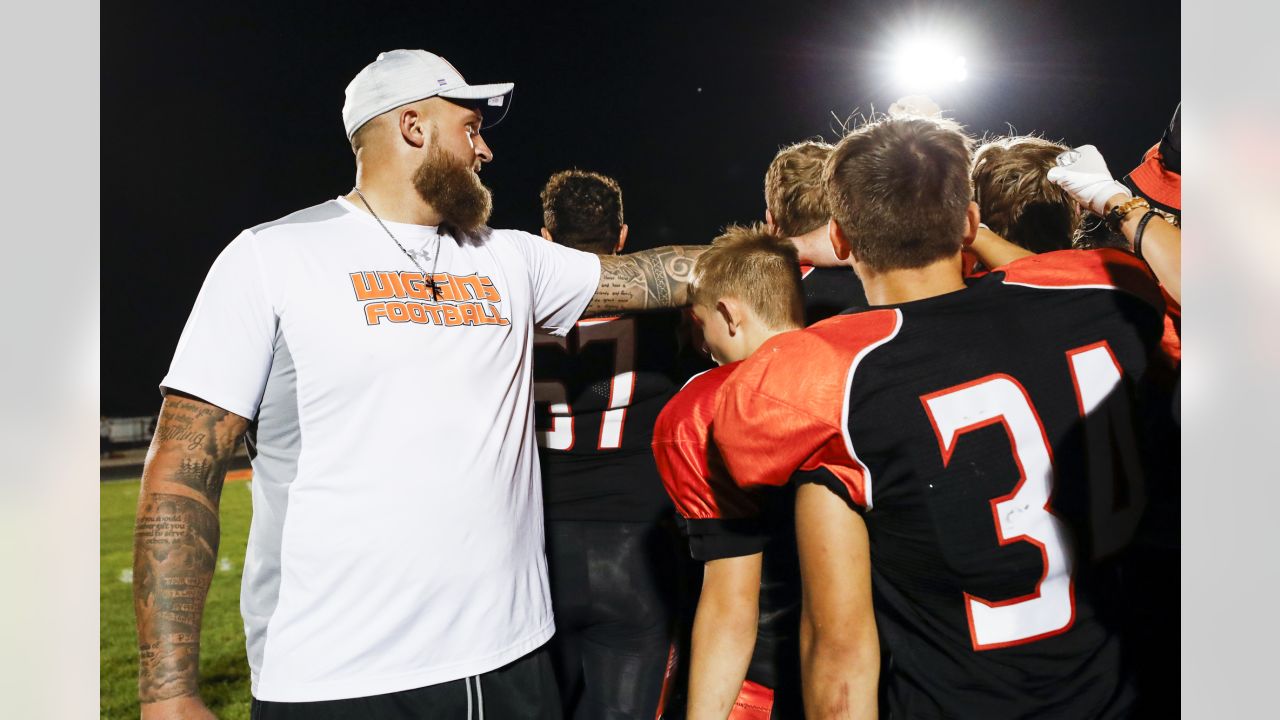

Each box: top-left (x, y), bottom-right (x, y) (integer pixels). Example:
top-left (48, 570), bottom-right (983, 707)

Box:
top-left (652, 225), bottom-right (806, 719)
top-left (764, 140), bottom-right (867, 323)
top-left (971, 135), bottom-right (1080, 254)
top-left (535, 169), bottom-right (703, 719)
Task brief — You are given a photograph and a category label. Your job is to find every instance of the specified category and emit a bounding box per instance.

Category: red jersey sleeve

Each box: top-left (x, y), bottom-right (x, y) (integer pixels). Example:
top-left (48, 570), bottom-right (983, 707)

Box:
top-left (996, 248), bottom-right (1164, 311)
top-left (999, 248), bottom-right (1178, 369)
top-left (713, 311), bottom-right (903, 509)
top-left (652, 362), bottom-right (760, 520)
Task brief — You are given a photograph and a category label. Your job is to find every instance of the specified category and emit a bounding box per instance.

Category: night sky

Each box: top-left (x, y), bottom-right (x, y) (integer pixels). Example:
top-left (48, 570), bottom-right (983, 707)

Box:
top-left (102, 0), bottom-right (1179, 415)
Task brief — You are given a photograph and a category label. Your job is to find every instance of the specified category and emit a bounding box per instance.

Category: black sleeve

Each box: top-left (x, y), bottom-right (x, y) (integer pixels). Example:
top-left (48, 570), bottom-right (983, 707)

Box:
top-left (680, 517), bottom-right (767, 562)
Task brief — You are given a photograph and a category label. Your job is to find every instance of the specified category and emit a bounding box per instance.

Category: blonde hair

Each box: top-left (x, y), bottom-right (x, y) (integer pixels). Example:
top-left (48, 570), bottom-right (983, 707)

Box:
top-left (971, 135), bottom-right (1079, 253)
top-left (690, 223), bottom-right (804, 330)
top-left (764, 140), bottom-right (834, 237)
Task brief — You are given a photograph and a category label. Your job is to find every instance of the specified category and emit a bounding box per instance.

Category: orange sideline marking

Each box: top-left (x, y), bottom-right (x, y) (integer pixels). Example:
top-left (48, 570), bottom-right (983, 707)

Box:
top-left (226, 469), bottom-right (253, 483)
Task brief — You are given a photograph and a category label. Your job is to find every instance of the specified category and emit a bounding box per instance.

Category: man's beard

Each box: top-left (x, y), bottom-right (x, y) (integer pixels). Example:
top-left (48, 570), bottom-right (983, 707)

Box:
top-left (412, 138), bottom-right (492, 234)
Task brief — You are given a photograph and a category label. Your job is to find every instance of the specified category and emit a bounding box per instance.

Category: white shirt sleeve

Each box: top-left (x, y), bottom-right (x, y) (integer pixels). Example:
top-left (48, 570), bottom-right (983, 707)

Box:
top-left (160, 230), bottom-right (277, 420)
top-left (511, 230), bottom-right (602, 336)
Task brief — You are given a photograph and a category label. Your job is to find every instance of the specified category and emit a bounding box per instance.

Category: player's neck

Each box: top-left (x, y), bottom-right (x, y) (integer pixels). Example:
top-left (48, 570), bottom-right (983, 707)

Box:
top-left (791, 225), bottom-right (842, 267)
top-left (742, 323), bottom-right (801, 358)
top-left (347, 163), bottom-right (444, 226)
top-left (860, 254), bottom-right (967, 306)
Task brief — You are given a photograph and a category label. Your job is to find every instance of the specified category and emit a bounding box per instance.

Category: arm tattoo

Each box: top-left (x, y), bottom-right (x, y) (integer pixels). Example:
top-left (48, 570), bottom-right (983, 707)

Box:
top-left (133, 394), bottom-right (248, 703)
top-left (585, 245), bottom-right (707, 316)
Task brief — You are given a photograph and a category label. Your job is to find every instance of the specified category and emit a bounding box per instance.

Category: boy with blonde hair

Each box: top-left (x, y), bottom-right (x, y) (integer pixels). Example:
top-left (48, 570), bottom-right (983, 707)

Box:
top-left (652, 224), bottom-right (806, 719)
top-left (764, 140), bottom-right (866, 324)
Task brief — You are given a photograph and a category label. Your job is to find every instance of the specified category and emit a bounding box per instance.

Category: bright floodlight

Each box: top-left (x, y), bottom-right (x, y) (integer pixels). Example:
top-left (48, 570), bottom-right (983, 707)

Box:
top-left (892, 36), bottom-right (968, 91)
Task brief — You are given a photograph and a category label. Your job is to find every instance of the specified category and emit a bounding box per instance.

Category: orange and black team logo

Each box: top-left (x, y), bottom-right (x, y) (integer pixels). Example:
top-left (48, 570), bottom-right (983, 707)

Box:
top-left (350, 270), bottom-right (511, 327)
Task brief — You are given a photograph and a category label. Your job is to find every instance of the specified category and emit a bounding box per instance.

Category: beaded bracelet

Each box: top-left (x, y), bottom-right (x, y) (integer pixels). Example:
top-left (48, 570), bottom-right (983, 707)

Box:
top-left (1106, 196), bottom-right (1150, 231)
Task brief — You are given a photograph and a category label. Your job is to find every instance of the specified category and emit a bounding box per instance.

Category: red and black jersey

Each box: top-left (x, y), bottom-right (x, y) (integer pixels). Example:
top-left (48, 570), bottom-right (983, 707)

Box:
top-left (534, 311), bottom-right (706, 522)
top-left (801, 264), bottom-right (867, 325)
top-left (652, 363), bottom-right (803, 713)
top-left (654, 363), bottom-right (760, 559)
top-left (716, 249), bottom-right (1178, 719)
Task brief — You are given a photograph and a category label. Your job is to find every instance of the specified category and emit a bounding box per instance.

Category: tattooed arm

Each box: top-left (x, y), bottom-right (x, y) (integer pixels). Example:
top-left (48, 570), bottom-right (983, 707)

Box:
top-left (584, 245), bottom-right (707, 316)
top-left (134, 392), bottom-right (249, 719)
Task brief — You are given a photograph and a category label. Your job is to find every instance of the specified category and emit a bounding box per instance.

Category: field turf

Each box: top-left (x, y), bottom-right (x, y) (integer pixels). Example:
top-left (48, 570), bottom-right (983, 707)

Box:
top-left (100, 477), bottom-right (254, 719)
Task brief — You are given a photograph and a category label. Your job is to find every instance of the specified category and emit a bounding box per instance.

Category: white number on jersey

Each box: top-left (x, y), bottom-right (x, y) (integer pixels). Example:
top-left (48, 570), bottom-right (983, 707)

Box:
top-left (920, 340), bottom-right (1142, 650)
top-left (923, 374), bottom-right (1076, 650)
top-left (1066, 342), bottom-right (1147, 559)
top-left (533, 317), bottom-right (637, 451)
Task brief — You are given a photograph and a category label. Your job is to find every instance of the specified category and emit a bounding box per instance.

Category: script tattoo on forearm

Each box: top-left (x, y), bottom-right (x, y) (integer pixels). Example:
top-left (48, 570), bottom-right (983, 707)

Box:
top-left (133, 395), bottom-right (247, 704)
top-left (585, 245), bottom-right (706, 316)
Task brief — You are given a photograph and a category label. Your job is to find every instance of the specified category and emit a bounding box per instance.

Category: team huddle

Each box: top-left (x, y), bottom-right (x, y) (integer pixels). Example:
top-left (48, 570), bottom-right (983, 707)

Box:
top-left (134, 49), bottom-right (1180, 720)
top-left (536, 120), bottom-right (1180, 718)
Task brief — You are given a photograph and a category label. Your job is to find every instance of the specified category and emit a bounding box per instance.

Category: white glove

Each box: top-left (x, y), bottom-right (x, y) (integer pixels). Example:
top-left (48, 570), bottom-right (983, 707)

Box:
top-left (1046, 144), bottom-right (1131, 216)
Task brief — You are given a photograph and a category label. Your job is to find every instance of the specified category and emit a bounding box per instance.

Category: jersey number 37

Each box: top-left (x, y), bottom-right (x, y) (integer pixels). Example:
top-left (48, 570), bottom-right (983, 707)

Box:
top-left (534, 318), bottom-right (636, 451)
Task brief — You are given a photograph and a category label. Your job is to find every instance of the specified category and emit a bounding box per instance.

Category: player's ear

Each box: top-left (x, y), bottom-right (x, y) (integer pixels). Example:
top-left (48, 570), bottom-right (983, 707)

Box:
top-left (540, 227), bottom-right (554, 243)
top-left (829, 218), bottom-right (853, 261)
top-left (716, 299), bottom-right (741, 335)
top-left (962, 202), bottom-right (980, 247)
top-left (765, 208), bottom-right (778, 233)
top-left (615, 224), bottom-right (628, 254)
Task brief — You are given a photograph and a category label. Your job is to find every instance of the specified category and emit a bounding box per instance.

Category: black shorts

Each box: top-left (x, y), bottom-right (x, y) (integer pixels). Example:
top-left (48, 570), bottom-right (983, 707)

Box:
top-left (250, 644), bottom-right (560, 720)
top-left (545, 519), bottom-right (682, 719)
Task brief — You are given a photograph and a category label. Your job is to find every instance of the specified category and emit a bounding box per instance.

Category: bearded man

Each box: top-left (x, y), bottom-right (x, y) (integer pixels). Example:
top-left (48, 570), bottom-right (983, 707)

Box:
top-left (132, 49), bottom-right (705, 720)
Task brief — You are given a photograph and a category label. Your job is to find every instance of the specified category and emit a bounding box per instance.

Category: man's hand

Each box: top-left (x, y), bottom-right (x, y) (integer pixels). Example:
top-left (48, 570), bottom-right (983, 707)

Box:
top-left (584, 245), bottom-right (707, 316)
top-left (1047, 144), bottom-right (1132, 216)
top-left (134, 393), bottom-right (248, 716)
top-left (140, 695), bottom-right (218, 720)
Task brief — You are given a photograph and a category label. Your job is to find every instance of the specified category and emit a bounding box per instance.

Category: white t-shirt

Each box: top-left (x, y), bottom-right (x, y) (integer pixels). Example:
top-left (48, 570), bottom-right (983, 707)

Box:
top-left (161, 197), bottom-right (601, 701)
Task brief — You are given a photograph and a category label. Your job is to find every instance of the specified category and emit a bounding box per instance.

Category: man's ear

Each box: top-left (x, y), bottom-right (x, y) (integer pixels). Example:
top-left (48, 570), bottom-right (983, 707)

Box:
top-left (615, 224), bottom-right (629, 254)
top-left (399, 108), bottom-right (428, 148)
top-left (540, 227), bottom-right (554, 243)
top-left (717, 298), bottom-right (745, 335)
top-left (765, 208), bottom-right (778, 233)
top-left (962, 201), bottom-right (980, 247)
top-left (829, 218), bottom-right (853, 261)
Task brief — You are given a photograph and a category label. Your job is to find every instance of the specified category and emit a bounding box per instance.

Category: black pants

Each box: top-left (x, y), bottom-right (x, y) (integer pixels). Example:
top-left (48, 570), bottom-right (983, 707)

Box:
top-left (545, 519), bottom-right (682, 720)
top-left (250, 645), bottom-right (560, 719)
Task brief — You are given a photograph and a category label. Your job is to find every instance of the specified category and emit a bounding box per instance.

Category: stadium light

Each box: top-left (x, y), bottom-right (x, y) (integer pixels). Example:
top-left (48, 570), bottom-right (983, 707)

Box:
top-left (891, 34), bottom-right (968, 92)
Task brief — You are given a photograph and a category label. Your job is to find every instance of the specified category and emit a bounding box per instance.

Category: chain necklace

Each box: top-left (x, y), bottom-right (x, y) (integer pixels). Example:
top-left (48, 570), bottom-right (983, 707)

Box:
top-left (352, 187), bottom-right (442, 300)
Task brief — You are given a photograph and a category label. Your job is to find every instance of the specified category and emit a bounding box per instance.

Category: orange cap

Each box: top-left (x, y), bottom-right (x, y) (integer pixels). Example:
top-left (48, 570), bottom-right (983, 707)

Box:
top-left (1124, 143), bottom-right (1181, 213)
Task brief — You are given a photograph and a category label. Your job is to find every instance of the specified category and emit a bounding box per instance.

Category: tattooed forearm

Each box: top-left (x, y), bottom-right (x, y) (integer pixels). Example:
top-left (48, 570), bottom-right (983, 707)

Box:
top-left (133, 394), bottom-right (248, 704)
top-left (135, 493), bottom-right (218, 701)
top-left (585, 245), bottom-right (707, 316)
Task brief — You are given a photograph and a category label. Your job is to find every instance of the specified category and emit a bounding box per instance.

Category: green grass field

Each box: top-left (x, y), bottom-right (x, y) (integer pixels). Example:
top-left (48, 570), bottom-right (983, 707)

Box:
top-left (101, 477), bottom-right (254, 719)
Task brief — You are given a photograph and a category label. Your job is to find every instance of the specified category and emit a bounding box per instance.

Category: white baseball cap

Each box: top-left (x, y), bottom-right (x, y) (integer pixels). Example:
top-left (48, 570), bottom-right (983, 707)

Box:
top-left (342, 49), bottom-right (514, 139)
